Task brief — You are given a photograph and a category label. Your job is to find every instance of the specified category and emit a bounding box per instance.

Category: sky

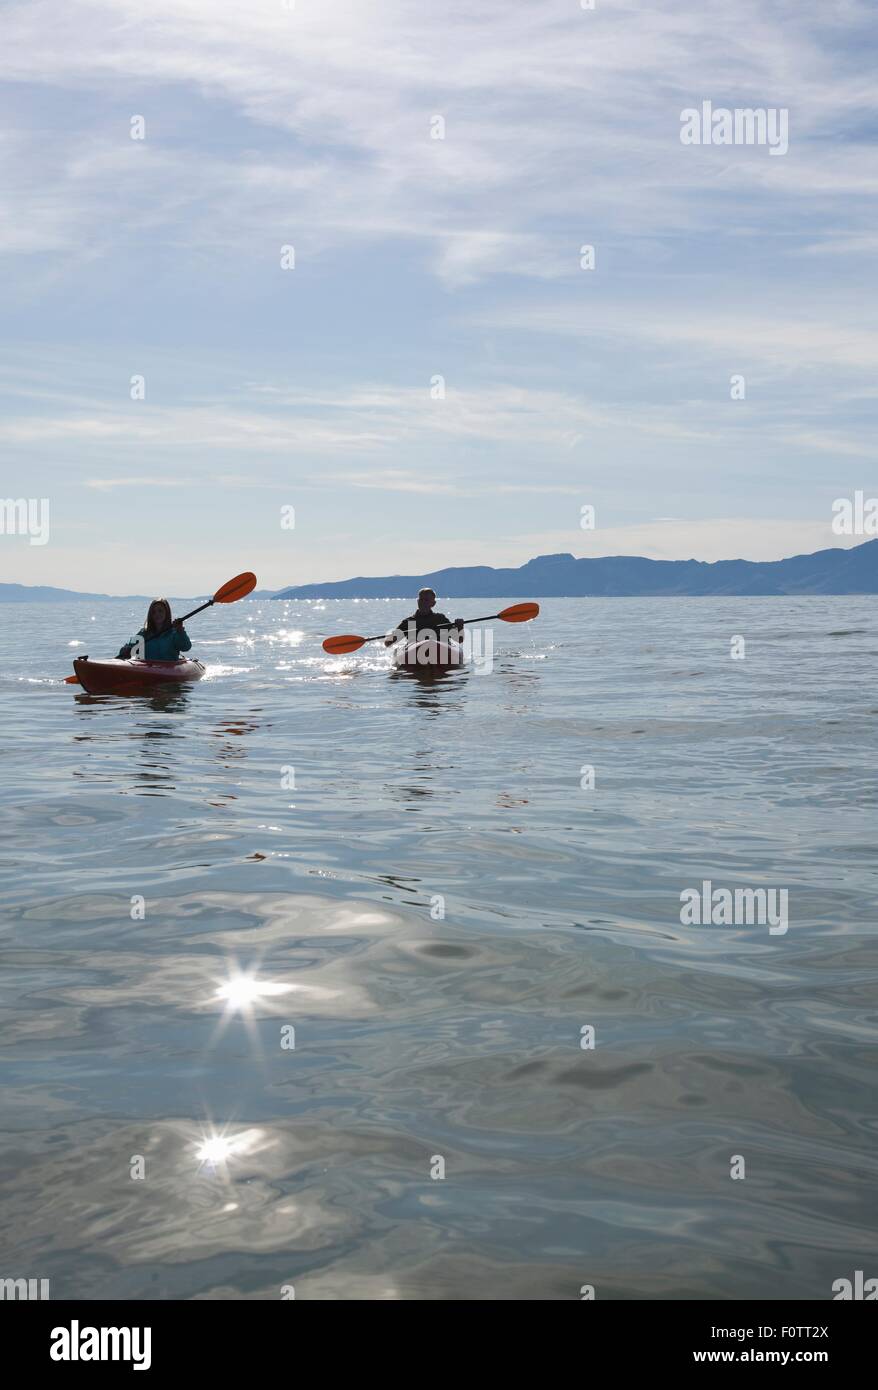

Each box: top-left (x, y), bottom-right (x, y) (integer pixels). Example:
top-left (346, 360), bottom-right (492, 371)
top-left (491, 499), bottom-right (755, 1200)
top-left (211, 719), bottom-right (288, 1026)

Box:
top-left (1, 0), bottom-right (876, 594)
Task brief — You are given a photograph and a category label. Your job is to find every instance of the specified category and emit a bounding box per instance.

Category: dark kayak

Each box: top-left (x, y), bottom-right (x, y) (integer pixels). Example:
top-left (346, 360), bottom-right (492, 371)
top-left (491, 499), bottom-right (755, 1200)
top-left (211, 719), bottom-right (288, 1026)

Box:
top-left (73, 656), bottom-right (206, 694)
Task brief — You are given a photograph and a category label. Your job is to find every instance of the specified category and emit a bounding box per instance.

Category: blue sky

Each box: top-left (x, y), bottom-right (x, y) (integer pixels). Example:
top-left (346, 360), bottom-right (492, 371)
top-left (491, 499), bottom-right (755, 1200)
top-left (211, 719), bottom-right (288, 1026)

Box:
top-left (1, 0), bottom-right (876, 593)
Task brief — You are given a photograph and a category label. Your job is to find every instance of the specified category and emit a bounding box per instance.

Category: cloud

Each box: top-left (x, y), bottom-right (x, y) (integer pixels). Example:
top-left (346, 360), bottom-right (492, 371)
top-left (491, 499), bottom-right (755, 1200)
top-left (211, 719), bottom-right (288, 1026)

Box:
top-left (0, 379), bottom-right (719, 460)
top-left (1, 1), bottom-right (877, 588)
top-left (85, 476), bottom-right (195, 489)
top-left (477, 301), bottom-right (878, 377)
top-left (2, 0), bottom-right (877, 282)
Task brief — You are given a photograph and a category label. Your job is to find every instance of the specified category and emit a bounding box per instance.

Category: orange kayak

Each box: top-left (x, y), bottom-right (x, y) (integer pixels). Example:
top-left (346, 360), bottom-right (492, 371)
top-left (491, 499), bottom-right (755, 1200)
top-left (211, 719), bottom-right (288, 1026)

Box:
top-left (72, 656), bottom-right (206, 694)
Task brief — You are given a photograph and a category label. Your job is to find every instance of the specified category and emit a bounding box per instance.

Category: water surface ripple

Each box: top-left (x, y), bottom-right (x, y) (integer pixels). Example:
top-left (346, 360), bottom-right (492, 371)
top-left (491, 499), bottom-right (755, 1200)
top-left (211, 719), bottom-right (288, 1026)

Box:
top-left (0, 596), bottom-right (875, 1299)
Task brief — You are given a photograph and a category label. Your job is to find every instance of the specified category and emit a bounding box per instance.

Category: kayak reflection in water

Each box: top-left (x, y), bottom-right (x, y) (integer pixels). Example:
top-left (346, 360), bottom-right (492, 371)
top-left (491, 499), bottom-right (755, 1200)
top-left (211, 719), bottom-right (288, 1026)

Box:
top-left (384, 587), bottom-right (465, 650)
top-left (117, 598), bottom-right (193, 661)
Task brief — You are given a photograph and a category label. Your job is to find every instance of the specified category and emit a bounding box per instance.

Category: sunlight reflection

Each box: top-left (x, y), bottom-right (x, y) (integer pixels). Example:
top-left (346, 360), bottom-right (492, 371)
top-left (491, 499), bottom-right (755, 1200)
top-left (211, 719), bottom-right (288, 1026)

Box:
top-left (205, 965), bottom-right (295, 1054)
top-left (192, 1124), bottom-right (267, 1174)
top-left (197, 1134), bottom-right (239, 1166)
top-left (215, 972), bottom-right (292, 1012)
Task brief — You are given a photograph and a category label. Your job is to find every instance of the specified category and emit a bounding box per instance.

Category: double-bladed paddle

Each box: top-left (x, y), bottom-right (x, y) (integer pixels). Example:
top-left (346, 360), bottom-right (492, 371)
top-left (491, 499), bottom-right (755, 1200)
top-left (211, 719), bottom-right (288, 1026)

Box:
top-left (64, 571), bottom-right (257, 683)
top-left (322, 601), bottom-right (540, 656)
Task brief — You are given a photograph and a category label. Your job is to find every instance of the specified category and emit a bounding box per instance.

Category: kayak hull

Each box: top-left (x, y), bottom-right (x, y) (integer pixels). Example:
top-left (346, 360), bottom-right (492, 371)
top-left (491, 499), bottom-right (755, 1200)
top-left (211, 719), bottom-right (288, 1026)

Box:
top-left (393, 639), bottom-right (465, 672)
top-left (73, 657), bottom-right (206, 695)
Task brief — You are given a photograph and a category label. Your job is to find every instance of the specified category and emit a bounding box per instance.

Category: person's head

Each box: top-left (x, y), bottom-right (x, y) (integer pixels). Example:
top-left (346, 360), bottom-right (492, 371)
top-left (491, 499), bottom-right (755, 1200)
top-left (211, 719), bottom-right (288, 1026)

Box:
top-left (144, 598), bottom-right (172, 635)
top-left (417, 587), bottom-right (436, 611)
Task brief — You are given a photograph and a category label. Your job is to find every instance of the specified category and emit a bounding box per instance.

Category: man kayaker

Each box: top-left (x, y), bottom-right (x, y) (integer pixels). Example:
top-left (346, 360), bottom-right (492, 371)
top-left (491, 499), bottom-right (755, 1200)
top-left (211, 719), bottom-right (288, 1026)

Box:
top-left (385, 588), bottom-right (464, 648)
top-left (118, 598), bottom-right (193, 661)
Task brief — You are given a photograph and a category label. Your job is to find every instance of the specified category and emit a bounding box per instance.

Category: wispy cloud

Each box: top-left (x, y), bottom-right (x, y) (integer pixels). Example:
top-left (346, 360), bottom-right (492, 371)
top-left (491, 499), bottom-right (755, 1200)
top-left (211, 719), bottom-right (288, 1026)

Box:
top-left (2, 1), bottom-right (877, 280)
top-left (85, 476), bottom-right (195, 489)
top-left (477, 302), bottom-right (878, 377)
top-left (1, 1), bottom-right (876, 588)
top-left (0, 380), bottom-right (721, 457)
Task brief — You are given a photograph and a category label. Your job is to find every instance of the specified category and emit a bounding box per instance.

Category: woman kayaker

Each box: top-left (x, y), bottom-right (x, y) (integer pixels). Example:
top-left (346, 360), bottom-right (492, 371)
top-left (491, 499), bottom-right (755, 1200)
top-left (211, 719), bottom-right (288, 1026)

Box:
top-left (117, 598), bottom-right (192, 661)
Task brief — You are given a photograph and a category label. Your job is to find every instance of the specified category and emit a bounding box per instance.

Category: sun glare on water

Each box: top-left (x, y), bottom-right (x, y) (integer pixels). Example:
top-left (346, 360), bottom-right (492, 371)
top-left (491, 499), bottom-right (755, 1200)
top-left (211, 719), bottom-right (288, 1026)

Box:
top-left (196, 1134), bottom-right (239, 1166)
top-left (214, 973), bottom-right (291, 1012)
top-left (192, 1124), bottom-right (267, 1172)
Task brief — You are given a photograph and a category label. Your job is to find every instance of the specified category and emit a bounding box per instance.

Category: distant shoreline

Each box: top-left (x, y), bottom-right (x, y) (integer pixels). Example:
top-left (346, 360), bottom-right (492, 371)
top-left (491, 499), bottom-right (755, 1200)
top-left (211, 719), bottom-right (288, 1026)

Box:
top-left (3, 537), bottom-right (876, 601)
top-left (271, 538), bottom-right (877, 599)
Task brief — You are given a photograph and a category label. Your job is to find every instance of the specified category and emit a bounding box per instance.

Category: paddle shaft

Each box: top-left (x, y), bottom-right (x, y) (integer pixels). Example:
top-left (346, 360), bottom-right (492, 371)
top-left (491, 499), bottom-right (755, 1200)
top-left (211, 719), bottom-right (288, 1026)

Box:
top-left (165, 572), bottom-right (255, 629)
top-left (174, 597), bottom-right (214, 626)
top-left (360, 611), bottom-right (509, 645)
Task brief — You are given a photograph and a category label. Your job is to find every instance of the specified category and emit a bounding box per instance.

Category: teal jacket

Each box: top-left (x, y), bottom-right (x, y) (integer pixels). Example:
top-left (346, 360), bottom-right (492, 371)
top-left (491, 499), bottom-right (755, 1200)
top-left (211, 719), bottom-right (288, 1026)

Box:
top-left (118, 625), bottom-right (192, 661)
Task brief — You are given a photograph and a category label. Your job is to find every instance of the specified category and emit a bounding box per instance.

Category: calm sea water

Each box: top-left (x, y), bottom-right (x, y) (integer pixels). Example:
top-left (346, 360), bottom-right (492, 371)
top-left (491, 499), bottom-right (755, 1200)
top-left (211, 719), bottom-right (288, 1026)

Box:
top-left (0, 595), bottom-right (875, 1300)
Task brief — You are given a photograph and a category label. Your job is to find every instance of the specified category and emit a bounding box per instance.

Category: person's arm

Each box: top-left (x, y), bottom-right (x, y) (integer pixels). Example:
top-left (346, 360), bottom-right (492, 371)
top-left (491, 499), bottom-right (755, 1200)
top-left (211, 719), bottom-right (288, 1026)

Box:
top-left (433, 612), bottom-right (464, 640)
top-left (117, 631), bottom-right (139, 659)
top-left (384, 618), bottom-right (408, 647)
top-left (172, 621), bottom-right (192, 653)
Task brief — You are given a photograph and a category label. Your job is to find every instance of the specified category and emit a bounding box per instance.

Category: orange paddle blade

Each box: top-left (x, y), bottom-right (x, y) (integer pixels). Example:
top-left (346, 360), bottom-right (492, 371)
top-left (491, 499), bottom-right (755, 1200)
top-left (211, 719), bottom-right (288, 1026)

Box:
top-left (498, 602), bottom-right (540, 623)
top-left (215, 572), bottom-right (257, 604)
top-left (323, 634), bottom-right (367, 655)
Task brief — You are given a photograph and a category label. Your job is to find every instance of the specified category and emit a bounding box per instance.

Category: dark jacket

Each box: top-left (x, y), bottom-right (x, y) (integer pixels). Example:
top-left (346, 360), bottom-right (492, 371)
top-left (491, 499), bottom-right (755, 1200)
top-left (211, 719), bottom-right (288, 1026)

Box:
top-left (391, 610), bottom-right (456, 642)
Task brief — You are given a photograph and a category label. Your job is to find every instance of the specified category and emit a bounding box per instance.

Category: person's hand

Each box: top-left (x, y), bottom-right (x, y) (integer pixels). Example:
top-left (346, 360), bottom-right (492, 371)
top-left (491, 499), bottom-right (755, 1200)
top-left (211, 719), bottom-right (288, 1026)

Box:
top-left (454, 618), bottom-right (464, 631)
top-left (172, 618), bottom-right (184, 631)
